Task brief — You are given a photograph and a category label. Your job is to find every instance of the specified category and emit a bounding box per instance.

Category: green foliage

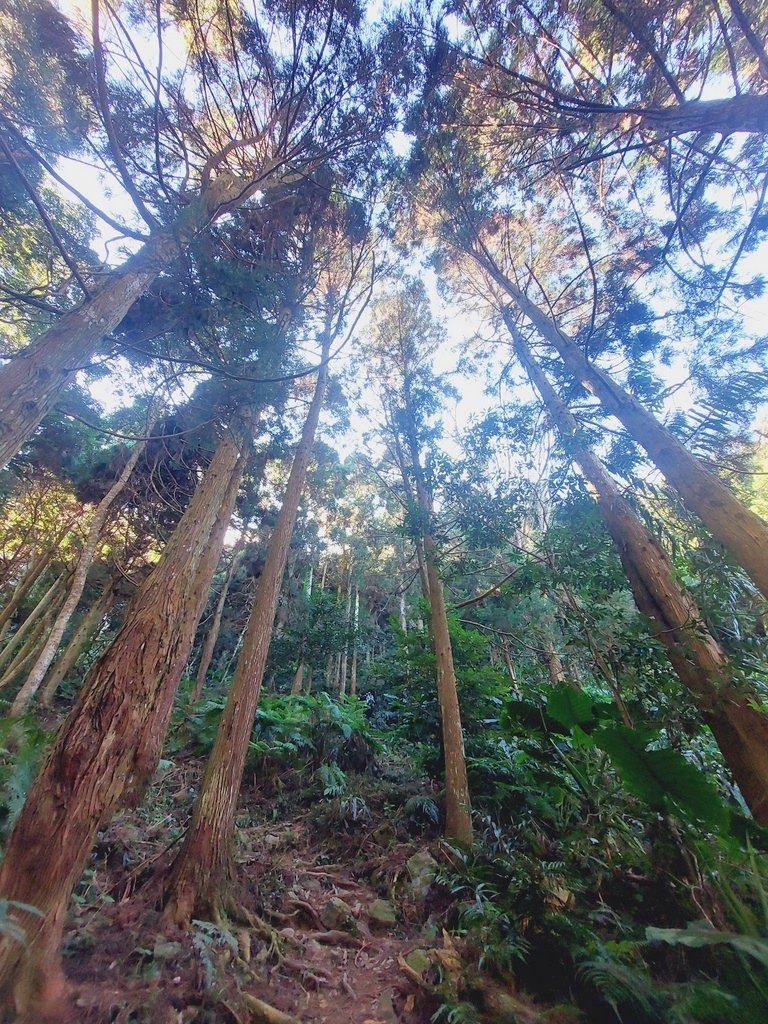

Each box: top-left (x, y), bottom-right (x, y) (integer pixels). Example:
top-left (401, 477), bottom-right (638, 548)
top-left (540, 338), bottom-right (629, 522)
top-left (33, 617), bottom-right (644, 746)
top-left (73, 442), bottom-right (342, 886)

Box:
top-left (317, 762), bottom-right (347, 797)
top-left (173, 692), bottom-right (376, 788)
top-left (646, 921), bottom-right (768, 968)
top-left (0, 898), bottom-right (42, 945)
top-left (191, 919), bottom-right (239, 990)
top-left (547, 684), bottom-right (597, 730)
top-left (593, 725), bottom-right (729, 835)
top-left (0, 715), bottom-right (50, 839)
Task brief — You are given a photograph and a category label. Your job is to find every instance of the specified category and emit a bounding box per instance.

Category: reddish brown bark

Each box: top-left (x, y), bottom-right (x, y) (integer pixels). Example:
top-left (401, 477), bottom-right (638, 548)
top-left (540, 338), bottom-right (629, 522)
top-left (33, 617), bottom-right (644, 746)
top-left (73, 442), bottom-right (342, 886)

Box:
top-left (0, 427), bottom-right (247, 1017)
top-left (515, 329), bottom-right (768, 822)
top-left (164, 345), bottom-right (330, 924)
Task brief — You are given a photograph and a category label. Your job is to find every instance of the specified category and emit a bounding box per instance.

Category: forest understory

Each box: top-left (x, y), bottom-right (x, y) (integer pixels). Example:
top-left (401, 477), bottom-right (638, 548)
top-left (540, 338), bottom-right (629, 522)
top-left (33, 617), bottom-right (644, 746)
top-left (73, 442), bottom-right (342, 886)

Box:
top-left (2, 0), bottom-right (768, 1021)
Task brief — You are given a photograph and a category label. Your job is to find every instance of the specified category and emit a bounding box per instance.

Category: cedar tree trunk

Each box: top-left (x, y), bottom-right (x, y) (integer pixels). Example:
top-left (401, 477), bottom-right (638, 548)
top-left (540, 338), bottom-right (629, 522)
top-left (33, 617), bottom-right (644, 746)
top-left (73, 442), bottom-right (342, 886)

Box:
top-left (12, 424), bottom-right (152, 714)
top-left (192, 537), bottom-right (246, 704)
top-left (516, 330), bottom-right (768, 822)
top-left (0, 174), bottom-right (254, 470)
top-left (490, 281), bottom-right (768, 599)
top-left (39, 581), bottom-right (115, 707)
top-left (164, 343), bottom-right (330, 924)
top-left (0, 427), bottom-right (247, 1018)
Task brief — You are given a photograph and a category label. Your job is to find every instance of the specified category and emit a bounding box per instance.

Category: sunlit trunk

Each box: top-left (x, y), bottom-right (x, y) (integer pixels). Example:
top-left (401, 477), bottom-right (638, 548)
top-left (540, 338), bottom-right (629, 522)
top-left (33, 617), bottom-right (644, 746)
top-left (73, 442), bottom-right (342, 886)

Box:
top-left (0, 174), bottom-right (254, 470)
top-left (12, 425), bottom-right (152, 715)
top-left (491, 280), bottom-right (768, 600)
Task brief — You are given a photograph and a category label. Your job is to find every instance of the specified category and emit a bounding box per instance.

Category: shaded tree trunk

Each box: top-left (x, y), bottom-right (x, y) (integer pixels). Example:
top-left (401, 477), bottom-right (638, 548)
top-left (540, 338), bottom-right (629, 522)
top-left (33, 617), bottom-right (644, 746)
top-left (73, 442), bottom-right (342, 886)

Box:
top-left (290, 659), bottom-right (305, 695)
top-left (0, 603), bottom-right (62, 692)
top-left (0, 427), bottom-right (248, 1017)
top-left (192, 536), bottom-right (246, 704)
top-left (515, 328), bottom-right (768, 822)
top-left (349, 587), bottom-right (359, 696)
top-left (39, 581), bottom-right (115, 707)
top-left (163, 341), bottom-right (331, 925)
top-left (0, 546), bottom-right (58, 642)
top-left (487, 277), bottom-right (768, 599)
top-left (0, 570), bottom-right (70, 680)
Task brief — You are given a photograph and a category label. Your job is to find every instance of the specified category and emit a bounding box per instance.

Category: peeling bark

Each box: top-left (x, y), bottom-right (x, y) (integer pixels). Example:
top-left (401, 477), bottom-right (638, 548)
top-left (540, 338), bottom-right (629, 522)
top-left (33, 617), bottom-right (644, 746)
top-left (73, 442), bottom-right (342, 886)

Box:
top-left (0, 427), bottom-right (247, 1016)
top-left (164, 342), bottom-right (330, 924)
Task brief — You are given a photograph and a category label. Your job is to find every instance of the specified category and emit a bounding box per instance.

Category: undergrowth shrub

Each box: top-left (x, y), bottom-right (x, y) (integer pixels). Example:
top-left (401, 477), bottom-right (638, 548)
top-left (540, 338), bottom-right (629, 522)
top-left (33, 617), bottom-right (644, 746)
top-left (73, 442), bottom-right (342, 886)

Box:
top-left (171, 691), bottom-right (377, 787)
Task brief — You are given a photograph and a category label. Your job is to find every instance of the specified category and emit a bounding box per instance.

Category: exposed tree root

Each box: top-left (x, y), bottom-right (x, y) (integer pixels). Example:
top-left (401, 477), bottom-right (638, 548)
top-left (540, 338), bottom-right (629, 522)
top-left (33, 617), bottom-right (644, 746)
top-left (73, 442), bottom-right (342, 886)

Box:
top-left (304, 929), bottom-right (363, 947)
top-left (242, 992), bottom-right (300, 1024)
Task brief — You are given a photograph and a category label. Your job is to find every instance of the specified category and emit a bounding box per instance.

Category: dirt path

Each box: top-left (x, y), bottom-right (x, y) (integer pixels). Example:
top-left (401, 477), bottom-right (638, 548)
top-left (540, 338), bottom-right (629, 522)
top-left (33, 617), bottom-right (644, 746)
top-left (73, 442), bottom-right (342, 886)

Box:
top-left (59, 777), bottom-right (443, 1024)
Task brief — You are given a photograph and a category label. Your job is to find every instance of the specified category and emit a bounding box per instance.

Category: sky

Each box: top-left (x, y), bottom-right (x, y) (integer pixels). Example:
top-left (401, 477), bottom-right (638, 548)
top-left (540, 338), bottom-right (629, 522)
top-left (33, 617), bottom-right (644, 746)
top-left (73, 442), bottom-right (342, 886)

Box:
top-left (46, 0), bottom-right (768, 471)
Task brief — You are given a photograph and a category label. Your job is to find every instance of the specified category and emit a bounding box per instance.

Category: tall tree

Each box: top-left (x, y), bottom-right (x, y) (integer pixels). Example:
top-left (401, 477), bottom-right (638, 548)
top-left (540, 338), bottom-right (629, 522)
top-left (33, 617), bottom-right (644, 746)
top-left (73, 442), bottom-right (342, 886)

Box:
top-left (0, 414), bottom-right (250, 1015)
top-left (0, 0), bottom-right (388, 469)
top-left (512, 322), bottom-right (768, 821)
top-left (359, 284), bottom-right (473, 846)
top-left (164, 333), bottom-right (334, 923)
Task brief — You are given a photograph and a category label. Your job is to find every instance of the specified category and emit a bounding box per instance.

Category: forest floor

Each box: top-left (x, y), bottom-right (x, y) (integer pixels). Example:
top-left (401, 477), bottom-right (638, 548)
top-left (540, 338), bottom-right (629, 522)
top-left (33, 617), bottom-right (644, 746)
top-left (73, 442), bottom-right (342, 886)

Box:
top-left (52, 754), bottom-right (472, 1024)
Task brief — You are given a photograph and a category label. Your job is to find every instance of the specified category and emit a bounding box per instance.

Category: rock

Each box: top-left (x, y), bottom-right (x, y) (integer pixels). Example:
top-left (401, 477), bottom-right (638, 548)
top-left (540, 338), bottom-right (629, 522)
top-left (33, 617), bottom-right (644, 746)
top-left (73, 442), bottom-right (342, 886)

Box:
top-left (153, 939), bottom-right (183, 961)
top-left (368, 899), bottom-right (397, 929)
top-left (375, 987), bottom-right (399, 1024)
top-left (404, 948), bottom-right (431, 976)
top-left (320, 896), bottom-right (358, 934)
top-left (406, 849), bottom-right (439, 901)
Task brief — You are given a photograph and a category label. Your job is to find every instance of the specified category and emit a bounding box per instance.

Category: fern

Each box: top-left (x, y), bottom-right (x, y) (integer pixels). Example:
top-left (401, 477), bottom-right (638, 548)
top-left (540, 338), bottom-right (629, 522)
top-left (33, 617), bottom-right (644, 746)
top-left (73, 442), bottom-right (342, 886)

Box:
top-left (317, 762), bottom-right (347, 796)
top-left (403, 794), bottom-right (440, 823)
top-left (577, 953), bottom-right (663, 1021)
top-left (191, 919), bottom-right (238, 990)
top-left (0, 899), bottom-right (42, 945)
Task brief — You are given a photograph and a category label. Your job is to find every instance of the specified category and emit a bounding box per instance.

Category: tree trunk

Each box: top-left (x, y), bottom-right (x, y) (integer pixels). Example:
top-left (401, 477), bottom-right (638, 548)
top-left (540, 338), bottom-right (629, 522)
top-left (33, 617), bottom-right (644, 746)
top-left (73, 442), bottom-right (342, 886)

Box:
top-left (11, 424), bottom-right (153, 715)
top-left (423, 546), bottom-right (473, 846)
top-left (192, 536), bottom-right (246, 704)
top-left (39, 582), bottom-right (115, 707)
top-left (489, 278), bottom-right (768, 599)
top-left (0, 427), bottom-right (247, 1017)
top-left (0, 173), bottom-right (254, 471)
top-left (290, 659), bottom-right (305, 695)
top-left (400, 393), bottom-right (472, 846)
top-left (515, 329), bottom-right (768, 822)
top-left (339, 565), bottom-right (353, 696)
top-left (0, 603), bottom-right (61, 692)
top-left (0, 546), bottom-right (58, 641)
top-left (163, 341), bottom-right (331, 925)
top-left (544, 644), bottom-right (566, 686)
top-left (0, 570), bottom-right (69, 680)
top-left (633, 93), bottom-right (768, 135)
top-left (349, 588), bottom-right (359, 696)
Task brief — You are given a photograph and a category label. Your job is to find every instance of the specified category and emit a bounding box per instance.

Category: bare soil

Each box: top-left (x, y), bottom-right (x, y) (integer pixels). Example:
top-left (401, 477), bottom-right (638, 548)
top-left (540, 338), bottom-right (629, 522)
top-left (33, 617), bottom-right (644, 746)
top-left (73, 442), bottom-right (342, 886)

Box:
top-left (45, 758), bottom-right (450, 1024)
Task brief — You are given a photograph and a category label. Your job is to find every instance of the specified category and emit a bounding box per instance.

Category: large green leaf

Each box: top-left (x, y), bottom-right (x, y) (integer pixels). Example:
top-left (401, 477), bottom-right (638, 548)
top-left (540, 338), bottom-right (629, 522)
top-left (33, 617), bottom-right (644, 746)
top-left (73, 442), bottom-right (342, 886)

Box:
top-left (593, 725), bottom-right (728, 834)
top-left (646, 921), bottom-right (768, 968)
top-left (546, 684), bottom-right (595, 730)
